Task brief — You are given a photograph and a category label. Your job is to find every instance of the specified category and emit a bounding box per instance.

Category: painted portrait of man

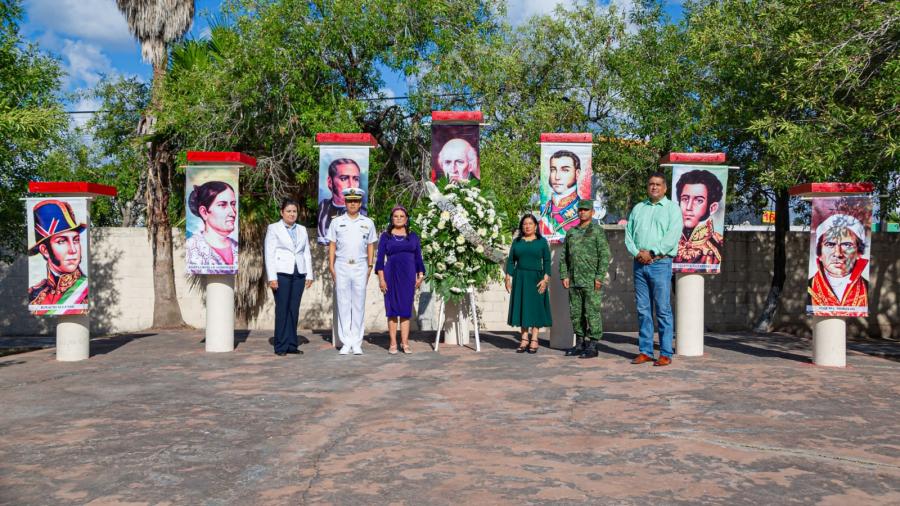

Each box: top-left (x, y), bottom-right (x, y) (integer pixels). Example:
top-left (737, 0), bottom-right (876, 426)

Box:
top-left (317, 147), bottom-right (370, 244)
top-left (431, 124), bottom-right (480, 184)
top-left (539, 150), bottom-right (581, 237)
top-left (538, 142), bottom-right (593, 243)
top-left (27, 199), bottom-right (89, 315)
top-left (672, 166), bottom-right (728, 273)
top-left (807, 211), bottom-right (870, 316)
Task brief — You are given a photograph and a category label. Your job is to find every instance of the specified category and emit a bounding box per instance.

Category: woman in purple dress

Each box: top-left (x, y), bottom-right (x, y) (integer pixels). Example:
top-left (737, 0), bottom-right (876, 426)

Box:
top-left (375, 206), bottom-right (426, 354)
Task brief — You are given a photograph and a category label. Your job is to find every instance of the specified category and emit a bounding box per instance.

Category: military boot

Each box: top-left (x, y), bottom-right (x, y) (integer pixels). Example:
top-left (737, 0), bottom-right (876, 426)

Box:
top-left (579, 340), bottom-right (599, 359)
top-left (566, 337), bottom-right (585, 357)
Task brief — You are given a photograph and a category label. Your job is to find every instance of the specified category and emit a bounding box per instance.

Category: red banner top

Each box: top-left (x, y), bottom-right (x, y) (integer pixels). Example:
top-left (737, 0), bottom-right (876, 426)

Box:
top-left (315, 133), bottom-right (378, 146)
top-left (28, 181), bottom-right (117, 197)
top-left (186, 151), bottom-right (257, 168)
top-left (540, 133), bottom-right (593, 143)
top-left (659, 152), bottom-right (727, 164)
top-left (431, 110), bottom-right (483, 123)
top-left (789, 182), bottom-right (875, 197)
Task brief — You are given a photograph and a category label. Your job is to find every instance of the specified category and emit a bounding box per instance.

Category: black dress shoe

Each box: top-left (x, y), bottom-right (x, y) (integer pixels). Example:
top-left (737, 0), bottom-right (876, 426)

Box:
top-left (286, 349), bottom-right (303, 355)
top-left (579, 342), bottom-right (599, 359)
top-left (275, 352), bottom-right (287, 356)
top-left (565, 339), bottom-right (585, 357)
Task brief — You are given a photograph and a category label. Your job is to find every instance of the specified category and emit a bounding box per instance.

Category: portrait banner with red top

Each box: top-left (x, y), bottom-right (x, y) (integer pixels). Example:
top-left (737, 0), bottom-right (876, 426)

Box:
top-left (185, 167), bottom-right (240, 275)
top-left (431, 124), bottom-right (480, 184)
top-left (806, 196), bottom-right (872, 317)
top-left (538, 137), bottom-right (593, 243)
top-left (671, 164), bottom-right (729, 274)
top-left (26, 197), bottom-right (90, 315)
top-left (317, 144), bottom-right (372, 244)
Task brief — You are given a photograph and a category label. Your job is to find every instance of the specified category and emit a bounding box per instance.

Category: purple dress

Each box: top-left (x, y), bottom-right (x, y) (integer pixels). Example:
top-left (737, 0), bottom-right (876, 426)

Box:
top-left (375, 232), bottom-right (426, 318)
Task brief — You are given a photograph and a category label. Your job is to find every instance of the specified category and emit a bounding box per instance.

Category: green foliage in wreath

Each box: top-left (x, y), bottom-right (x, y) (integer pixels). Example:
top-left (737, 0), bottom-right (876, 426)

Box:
top-left (411, 179), bottom-right (510, 303)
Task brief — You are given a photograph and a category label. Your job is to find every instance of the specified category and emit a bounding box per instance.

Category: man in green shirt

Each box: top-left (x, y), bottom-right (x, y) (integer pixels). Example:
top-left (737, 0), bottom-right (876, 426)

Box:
top-left (624, 172), bottom-right (682, 366)
top-left (560, 199), bottom-right (611, 358)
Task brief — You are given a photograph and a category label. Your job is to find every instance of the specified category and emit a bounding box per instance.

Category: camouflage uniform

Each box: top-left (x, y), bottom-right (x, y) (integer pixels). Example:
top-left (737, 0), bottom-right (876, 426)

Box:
top-left (559, 216), bottom-right (611, 344)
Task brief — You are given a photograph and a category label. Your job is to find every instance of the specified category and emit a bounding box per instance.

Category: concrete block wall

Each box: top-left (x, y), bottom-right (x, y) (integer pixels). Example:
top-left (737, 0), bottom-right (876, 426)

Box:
top-left (2, 227), bottom-right (898, 339)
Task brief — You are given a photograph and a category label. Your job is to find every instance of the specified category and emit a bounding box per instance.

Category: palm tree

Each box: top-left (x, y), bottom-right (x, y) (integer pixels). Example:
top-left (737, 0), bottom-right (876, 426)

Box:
top-left (116, 0), bottom-right (194, 327)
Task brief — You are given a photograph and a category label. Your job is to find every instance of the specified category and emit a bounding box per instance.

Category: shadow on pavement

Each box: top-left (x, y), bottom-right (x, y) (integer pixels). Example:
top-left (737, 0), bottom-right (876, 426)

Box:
top-left (90, 333), bottom-right (158, 357)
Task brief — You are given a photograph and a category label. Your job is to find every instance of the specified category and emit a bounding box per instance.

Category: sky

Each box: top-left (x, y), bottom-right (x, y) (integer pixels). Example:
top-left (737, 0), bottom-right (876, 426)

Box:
top-left (20, 0), bottom-right (684, 117)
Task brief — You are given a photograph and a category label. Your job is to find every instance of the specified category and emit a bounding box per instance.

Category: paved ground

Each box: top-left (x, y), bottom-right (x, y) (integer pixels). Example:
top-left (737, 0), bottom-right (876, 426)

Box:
top-left (0, 329), bottom-right (898, 505)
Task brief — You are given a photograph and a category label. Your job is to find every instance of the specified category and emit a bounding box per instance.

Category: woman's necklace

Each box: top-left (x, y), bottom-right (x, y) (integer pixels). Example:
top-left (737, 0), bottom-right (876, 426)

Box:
top-left (392, 231), bottom-right (407, 241)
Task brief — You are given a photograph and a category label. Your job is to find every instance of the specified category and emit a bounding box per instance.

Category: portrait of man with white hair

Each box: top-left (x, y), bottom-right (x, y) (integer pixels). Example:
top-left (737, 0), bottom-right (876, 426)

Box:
top-left (431, 124), bottom-right (480, 184)
top-left (807, 210), bottom-right (870, 316)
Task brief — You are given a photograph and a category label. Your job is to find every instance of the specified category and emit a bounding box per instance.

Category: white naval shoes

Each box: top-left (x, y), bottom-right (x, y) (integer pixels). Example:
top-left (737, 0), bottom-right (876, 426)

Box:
top-left (339, 345), bottom-right (351, 355)
top-left (352, 345), bottom-right (363, 355)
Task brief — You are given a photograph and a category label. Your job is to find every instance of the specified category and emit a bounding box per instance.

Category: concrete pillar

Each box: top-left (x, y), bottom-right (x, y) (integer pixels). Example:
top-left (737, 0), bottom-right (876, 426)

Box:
top-left (205, 275), bottom-right (235, 353)
top-left (56, 314), bottom-right (90, 361)
top-left (812, 316), bottom-right (846, 367)
top-left (442, 298), bottom-right (470, 345)
top-left (548, 244), bottom-right (575, 349)
top-left (676, 273), bottom-right (704, 356)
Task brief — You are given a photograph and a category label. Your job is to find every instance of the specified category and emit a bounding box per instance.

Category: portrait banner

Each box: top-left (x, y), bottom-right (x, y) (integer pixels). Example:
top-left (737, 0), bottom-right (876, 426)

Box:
top-left (185, 166), bottom-right (240, 275)
top-left (807, 196), bottom-right (872, 317)
top-left (538, 142), bottom-right (593, 243)
top-left (317, 145), bottom-right (371, 244)
top-left (26, 197), bottom-right (90, 315)
top-left (671, 165), bottom-right (729, 274)
top-left (431, 124), bottom-right (480, 184)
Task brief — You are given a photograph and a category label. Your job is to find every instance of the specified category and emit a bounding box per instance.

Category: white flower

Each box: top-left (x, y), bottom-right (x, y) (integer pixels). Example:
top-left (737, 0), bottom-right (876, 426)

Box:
top-left (456, 235), bottom-right (465, 245)
top-left (454, 261), bottom-right (464, 270)
top-left (438, 222), bottom-right (446, 230)
top-left (491, 230), bottom-right (498, 239)
top-left (476, 245), bottom-right (484, 254)
top-left (456, 246), bottom-right (465, 253)
top-left (440, 211), bottom-right (450, 220)
top-left (433, 273), bottom-right (444, 279)
top-left (450, 287), bottom-right (463, 293)
top-left (477, 228), bottom-right (486, 236)
top-left (437, 262), bottom-right (446, 272)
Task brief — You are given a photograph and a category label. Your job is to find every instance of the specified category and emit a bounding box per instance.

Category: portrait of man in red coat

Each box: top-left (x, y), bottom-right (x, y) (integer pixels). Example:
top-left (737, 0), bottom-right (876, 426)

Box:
top-left (807, 213), bottom-right (869, 316)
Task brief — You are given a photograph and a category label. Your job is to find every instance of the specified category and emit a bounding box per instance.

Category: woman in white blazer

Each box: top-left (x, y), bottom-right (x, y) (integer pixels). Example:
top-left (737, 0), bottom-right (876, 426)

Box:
top-left (264, 199), bottom-right (314, 356)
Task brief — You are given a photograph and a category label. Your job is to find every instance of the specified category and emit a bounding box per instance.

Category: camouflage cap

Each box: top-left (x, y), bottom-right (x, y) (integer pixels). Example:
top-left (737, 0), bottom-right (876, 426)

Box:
top-left (577, 199), bottom-right (594, 210)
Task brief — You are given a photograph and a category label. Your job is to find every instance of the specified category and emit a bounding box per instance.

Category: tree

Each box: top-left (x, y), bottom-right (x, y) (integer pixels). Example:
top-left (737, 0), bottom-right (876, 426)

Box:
top-left (0, 0), bottom-right (66, 260)
top-left (45, 77), bottom-right (151, 227)
top-left (157, 0), bottom-right (504, 324)
top-left (116, 0), bottom-right (195, 328)
top-left (681, 0), bottom-right (900, 331)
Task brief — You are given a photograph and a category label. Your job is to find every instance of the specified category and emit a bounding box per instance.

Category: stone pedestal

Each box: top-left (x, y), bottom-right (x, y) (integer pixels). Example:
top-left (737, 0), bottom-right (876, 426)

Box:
top-left (676, 273), bottom-right (704, 356)
top-left (205, 275), bottom-right (235, 353)
top-left (56, 314), bottom-right (90, 361)
top-left (548, 244), bottom-right (575, 349)
top-left (812, 316), bottom-right (846, 367)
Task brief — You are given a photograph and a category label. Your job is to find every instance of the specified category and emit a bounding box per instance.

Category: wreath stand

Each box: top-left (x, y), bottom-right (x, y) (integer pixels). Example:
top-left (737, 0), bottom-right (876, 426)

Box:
top-left (433, 287), bottom-right (481, 352)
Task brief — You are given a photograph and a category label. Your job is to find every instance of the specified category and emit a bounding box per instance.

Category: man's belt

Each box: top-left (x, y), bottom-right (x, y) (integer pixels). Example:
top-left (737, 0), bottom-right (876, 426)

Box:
top-left (337, 258), bottom-right (367, 264)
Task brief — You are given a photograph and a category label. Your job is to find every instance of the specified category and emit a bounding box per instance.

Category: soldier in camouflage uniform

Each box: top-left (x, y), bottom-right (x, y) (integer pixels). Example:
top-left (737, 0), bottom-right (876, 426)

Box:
top-left (559, 199), bottom-right (611, 358)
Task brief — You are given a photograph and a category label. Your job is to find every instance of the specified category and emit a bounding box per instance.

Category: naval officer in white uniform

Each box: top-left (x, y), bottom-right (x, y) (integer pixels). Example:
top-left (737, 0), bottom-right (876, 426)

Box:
top-left (327, 187), bottom-right (377, 354)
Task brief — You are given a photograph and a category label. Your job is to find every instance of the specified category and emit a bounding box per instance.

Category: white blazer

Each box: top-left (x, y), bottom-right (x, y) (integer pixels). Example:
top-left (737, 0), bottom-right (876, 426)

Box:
top-left (264, 220), bottom-right (314, 282)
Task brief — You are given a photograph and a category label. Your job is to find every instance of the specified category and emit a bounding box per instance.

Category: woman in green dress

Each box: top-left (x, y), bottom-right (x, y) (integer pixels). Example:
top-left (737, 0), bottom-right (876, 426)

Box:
top-left (505, 214), bottom-right (553, 353)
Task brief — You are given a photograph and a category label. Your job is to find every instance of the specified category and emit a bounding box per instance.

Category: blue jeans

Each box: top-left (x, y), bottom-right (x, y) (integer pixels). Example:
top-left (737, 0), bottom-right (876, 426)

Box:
top-left (633, 259), bottom-right (674, 358)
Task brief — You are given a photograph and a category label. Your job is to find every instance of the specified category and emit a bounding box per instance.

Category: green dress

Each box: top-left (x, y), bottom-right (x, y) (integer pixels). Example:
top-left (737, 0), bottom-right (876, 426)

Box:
top-left (506, 237), bottom-right (553, 328)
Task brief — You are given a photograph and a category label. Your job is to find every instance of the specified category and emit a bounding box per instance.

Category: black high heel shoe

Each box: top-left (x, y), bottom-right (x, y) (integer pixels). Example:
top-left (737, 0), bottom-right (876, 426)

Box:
top-left (516, 335), bottom-right (529, 353)
top-left (527, 338), bottom-right (539, 354)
